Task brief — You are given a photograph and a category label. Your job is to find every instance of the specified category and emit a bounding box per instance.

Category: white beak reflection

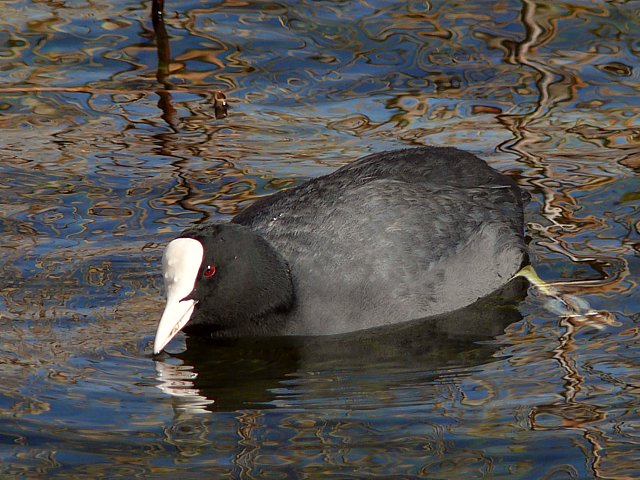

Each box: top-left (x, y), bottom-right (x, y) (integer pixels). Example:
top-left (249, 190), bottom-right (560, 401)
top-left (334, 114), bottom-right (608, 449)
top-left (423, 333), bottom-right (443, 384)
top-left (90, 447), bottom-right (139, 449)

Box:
top-left (154, 359), bottom-right (214, 414)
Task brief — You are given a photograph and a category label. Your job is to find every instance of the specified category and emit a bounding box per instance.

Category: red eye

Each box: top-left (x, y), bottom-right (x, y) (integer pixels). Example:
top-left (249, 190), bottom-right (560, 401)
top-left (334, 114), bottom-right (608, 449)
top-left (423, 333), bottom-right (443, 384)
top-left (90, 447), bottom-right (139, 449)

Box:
top-left (204, 264), bottom-right (216, 277)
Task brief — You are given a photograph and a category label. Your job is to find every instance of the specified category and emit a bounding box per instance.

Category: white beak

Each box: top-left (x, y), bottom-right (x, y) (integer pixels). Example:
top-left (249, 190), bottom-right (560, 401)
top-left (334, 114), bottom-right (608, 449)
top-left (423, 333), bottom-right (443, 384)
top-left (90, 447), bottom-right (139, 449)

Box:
top-left (154, 238), bottom-right (204, 354)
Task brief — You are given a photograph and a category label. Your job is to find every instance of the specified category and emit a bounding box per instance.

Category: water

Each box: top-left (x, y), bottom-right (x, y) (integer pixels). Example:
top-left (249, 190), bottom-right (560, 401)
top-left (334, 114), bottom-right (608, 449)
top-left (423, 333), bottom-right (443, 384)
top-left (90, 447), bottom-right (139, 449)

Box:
top-left (1, 0), bottom-right (639, 477)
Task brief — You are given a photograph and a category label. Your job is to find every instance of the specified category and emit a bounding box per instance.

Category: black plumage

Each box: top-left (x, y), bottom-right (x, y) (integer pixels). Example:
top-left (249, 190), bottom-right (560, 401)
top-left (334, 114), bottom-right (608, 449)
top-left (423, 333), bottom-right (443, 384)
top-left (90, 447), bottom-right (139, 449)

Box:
top-left (170, 146), bottom-right (528, 339)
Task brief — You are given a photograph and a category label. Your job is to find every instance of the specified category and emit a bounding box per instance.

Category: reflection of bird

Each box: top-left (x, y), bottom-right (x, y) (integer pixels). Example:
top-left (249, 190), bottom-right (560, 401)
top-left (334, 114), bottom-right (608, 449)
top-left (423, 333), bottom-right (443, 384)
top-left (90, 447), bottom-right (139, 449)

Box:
top-left (156, 283), bottom-right (528, 412)
top-left (154, 147), bottom-right (529, 354)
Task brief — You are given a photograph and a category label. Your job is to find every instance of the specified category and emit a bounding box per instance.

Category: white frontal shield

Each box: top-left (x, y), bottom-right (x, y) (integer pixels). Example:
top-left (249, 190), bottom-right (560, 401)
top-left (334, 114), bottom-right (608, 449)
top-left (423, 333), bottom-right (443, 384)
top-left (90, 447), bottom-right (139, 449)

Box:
top-left (154, 238), bottom-right (204, 354)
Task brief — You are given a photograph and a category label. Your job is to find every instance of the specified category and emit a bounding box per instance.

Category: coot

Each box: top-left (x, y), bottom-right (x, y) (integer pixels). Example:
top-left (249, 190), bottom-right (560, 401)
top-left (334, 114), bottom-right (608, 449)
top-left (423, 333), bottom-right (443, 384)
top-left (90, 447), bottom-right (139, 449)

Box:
top-left (154, 147), bottom-right (528, 354)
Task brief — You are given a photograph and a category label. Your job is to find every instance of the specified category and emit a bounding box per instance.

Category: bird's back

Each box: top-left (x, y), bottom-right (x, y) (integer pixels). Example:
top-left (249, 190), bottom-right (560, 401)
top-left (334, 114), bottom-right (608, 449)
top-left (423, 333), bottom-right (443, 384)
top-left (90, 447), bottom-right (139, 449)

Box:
top-left (233, 147), bottom-right (527, 335)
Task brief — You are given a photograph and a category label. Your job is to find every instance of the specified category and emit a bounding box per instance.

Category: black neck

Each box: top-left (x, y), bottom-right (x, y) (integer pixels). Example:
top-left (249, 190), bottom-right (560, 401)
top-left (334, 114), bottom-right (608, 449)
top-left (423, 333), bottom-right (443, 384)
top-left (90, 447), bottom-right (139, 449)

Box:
top-left (181, 223), bottom-right (295, 336)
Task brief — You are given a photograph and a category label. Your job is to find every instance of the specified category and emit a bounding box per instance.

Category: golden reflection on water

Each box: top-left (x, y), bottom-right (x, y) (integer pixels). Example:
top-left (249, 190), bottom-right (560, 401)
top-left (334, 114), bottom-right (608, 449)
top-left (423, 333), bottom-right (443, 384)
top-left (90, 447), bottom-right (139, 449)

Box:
top-left (0, 0), bottom-right (639, 477)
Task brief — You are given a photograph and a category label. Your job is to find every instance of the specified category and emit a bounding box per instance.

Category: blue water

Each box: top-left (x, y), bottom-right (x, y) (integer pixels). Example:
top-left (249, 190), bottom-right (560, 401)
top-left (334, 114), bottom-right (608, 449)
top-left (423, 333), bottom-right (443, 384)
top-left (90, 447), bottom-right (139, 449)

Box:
top-left (0, 0), bottom-right (639, 477)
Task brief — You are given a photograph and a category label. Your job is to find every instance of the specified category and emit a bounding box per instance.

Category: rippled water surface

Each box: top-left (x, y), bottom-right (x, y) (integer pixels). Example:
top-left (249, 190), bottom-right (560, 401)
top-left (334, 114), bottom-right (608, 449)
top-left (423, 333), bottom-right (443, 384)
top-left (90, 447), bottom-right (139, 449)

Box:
top-left (1, 0), bottom-right (639, 477)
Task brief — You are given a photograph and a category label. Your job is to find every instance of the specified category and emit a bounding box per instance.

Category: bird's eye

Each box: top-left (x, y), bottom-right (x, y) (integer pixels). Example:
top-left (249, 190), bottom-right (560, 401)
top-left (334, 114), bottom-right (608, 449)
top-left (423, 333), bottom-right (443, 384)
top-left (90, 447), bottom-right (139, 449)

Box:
top-left (204, 264), bottom-right (216, 277)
